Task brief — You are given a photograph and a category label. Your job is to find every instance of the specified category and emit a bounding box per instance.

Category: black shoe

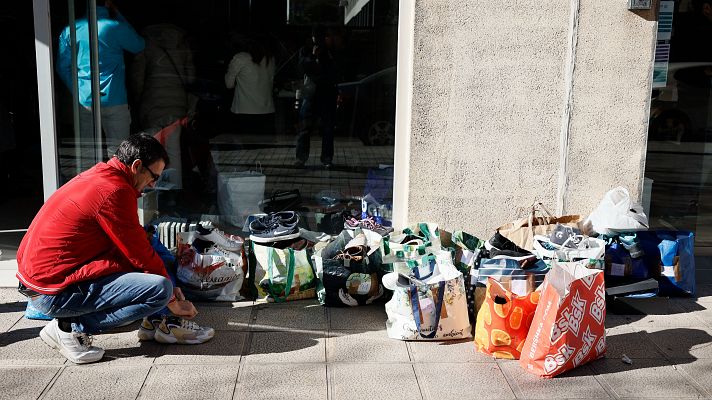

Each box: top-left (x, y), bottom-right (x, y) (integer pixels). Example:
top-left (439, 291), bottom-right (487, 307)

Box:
top-left (294, 160), bottom-right (306, 169)
top-left (249, 212), bottom-right (301, 243)
top-left (485, 231), bottom-right (532, 255)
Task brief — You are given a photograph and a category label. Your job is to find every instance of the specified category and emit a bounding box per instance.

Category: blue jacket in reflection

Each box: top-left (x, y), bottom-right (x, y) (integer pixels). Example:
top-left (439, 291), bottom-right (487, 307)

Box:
top-left (56, 6), bottom-right (144, 107)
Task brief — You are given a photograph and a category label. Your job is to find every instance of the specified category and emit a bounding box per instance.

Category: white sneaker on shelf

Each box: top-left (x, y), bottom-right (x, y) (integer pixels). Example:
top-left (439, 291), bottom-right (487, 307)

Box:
top-left (154, 316), bottom-right (214, 345)
top-left (39, 319), bottom-right (104, 364)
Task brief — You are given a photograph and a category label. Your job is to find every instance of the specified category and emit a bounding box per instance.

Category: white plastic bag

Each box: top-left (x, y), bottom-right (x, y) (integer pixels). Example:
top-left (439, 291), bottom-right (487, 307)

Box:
top-left (586, 187), bottom-right (649, 236)
top-left (217, 170), bottom-right (265, 227)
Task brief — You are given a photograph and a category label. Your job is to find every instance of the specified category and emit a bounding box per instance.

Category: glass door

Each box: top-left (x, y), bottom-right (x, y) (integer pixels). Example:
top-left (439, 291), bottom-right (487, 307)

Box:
top-left (0, 2), bottom-right (43, 267)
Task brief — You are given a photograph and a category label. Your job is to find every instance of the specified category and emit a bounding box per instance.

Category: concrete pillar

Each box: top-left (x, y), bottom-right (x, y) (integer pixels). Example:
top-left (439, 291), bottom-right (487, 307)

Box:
top-left (401, 0), bottom-right (657, 237)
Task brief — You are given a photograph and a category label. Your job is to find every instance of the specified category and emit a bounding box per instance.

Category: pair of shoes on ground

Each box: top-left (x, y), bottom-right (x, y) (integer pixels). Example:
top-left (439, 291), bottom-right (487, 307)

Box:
top-left (40, 316), bottom-right (215, 365)
top-left (485, 231), bottom-right (537, 267)
top-left (137, 315), bottom-right (214, 345)
top-left (249, 211), bottom-right (300, 243)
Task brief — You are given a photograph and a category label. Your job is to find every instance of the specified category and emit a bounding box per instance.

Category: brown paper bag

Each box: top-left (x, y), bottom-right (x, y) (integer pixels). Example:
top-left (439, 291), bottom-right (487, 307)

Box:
top-left (497, 203), bottom-right (583, 251)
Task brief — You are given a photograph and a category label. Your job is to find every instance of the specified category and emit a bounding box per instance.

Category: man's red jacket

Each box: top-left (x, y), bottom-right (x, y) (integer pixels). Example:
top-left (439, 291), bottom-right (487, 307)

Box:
top-left (17, 158), bottom-right (170, 295)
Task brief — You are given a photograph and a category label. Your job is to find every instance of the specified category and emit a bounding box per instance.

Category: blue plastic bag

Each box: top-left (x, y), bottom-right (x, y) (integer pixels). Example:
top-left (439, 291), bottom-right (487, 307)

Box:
top-left (24, 300), bottom-right (51, 320)
top-left (638, 230), bottom-right (695, 296)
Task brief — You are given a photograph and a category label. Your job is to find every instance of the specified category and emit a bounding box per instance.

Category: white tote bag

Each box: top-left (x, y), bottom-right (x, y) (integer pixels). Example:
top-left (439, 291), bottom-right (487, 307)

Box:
top-left (383, 250), bottom-right (472, 341)
top-left (217, 169), bottom-right (266, 227)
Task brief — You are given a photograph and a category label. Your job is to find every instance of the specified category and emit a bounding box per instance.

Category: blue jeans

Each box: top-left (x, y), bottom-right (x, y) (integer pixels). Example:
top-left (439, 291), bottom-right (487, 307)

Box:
top-left (31, 272), bottom-right (172, 334)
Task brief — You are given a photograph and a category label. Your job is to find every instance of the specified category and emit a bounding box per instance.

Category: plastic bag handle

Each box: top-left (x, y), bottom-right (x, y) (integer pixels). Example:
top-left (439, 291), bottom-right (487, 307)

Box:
top-left (409, 280), bottom-right (446, 339)
top-left (266, 247), bottom-right (295, 302)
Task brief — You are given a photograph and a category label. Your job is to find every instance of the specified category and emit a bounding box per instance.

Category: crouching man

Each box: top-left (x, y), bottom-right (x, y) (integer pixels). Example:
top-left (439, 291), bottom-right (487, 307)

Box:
top-left (16, 134), bottom-right (212, 364)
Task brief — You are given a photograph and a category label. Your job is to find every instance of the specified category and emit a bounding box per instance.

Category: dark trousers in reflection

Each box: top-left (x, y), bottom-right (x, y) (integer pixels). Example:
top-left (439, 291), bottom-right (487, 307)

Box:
top-left (296, 96), bottom-right (335, 164)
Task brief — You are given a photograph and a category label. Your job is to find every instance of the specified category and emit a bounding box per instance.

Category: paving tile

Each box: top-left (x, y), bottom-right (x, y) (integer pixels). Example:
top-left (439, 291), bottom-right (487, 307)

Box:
top-left (236, 363), bottom-right (326, 400)
top-left (408, 338), bottom-right (494, 363)
top-left (641, 327), bottom-right (712, 359)
top-left (415, 362), bottom-right (515, 399)
top-left (244, 331), bottom-right (325, 363)
top-left (0, 366), bottom-right (60, 400)
top-left (604, 325), bottom-right (666, 359)
top-left (590, 358), bottom-right (704, 399)
top-left (252, 301), bottom-right (327, 332)
top-left (617, 297), bottom-right (689, 315)
top-left (608, 312), bottom-right (708, 329)
top-left (192, 304), bottom-right (253, 331)
top-left (498, 359), bottom-right (611, 399)
top-left (156, 331), bottom-right (246, 364)
top-left (139, 364), bottom-right (239, 400)
top-left (0, 333), bottom-right (66, 366)
top-left (327, 330), bottom-right (409, 363)
top-left (93, 331), bottom-right (165, 365)
top-left (330, 363), bottom-right (421, 400)
top-left (0, 289), bottom-right (25, 303)
top-left (7, 314), bottom-right (49, 333)
top-left (328, 304), bottom-right (387, 331)
top-left (0, 310), bottom-right (23, 332)
top-left (672, 358), bottom-right (712, 398)
top-left (44, 364), bottom-right (151, 400)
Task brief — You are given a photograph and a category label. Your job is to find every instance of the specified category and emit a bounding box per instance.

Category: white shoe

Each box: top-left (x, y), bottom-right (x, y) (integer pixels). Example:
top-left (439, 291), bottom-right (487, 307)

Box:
top-left (195, 225), bottom-right (244, 252)
top-left (205, 245), bottom-right (244, 268)
top-left (137, 316), bottom-right (163, 341)
top-left (154, 316), bottom-right (214, 345)
top-left (40, 319), bottom-right (104, 364)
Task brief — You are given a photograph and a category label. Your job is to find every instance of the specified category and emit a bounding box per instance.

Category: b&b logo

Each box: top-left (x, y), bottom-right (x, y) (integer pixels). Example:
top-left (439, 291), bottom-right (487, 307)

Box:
top-left (550, 291), bottom-right (587, 343)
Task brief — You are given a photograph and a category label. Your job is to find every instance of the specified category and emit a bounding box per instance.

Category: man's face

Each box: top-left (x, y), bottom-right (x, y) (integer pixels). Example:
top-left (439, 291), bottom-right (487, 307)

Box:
top-left (131, 159), bottom-right (165, 192)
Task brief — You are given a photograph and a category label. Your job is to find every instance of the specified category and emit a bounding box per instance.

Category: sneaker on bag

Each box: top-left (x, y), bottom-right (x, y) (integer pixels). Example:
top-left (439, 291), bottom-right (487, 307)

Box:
top-left (194, 225), bottom-right (244, 252)
top-left (137, 316), bottom-right (164, 341)
top-left (249, 212), bottom-right (300, 243)
top-left (154, 316), bottom-right (215, 344)
top-left (40, 319), bottom-right (104, 364)
top-left (205, 245), bottom-right (243, 267)
top-left (485, 231), bottom-right (532, 255)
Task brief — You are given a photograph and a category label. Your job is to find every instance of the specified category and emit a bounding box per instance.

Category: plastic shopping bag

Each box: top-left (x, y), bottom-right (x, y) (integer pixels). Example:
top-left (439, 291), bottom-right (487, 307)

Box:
top-left (586, 186), bottom-right (649, 236)
top-left (475, 277), bottom-right (539, 359)
top-left (519, 261), bottom-right (606, 378)
top-left (251, 241), bottom-right (317, 302)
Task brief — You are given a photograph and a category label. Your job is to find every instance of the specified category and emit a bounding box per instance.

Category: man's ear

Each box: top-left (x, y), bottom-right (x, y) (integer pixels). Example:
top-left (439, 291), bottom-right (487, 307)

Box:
top-left (130, 159), bottom-right (142, 174)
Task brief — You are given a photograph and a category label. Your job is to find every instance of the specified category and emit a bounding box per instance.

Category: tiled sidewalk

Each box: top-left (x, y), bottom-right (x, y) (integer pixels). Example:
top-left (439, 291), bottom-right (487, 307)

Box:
top-left (2, 287), bottom-right (712, 400)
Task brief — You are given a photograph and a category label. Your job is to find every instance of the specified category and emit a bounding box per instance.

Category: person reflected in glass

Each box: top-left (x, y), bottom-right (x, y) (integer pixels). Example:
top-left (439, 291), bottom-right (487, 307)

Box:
top-left (56, 0), bottom-right (145, 161)
top-left (130, 17), bottom-right (196, 190)
top-left (224, 35), bottom-right (276, 136)
top-left (294, 26), bottom-right (342, 169)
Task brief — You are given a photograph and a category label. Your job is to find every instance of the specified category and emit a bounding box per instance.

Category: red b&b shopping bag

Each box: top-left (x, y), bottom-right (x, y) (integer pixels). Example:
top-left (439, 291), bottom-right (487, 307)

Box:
top-left (519, 261), bottom-right (606, 378)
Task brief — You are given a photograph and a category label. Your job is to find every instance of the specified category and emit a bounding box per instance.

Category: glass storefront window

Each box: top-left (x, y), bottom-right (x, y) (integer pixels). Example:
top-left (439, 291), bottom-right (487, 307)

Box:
top-left (51, 0), bottom-right (399, 235)
top-left (645, 0), bottom-right (712, 273)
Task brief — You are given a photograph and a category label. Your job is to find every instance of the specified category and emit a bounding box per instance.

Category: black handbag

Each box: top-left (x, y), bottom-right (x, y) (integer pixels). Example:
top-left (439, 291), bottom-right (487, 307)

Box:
top-left (260, 190), bottom-right (302, 213)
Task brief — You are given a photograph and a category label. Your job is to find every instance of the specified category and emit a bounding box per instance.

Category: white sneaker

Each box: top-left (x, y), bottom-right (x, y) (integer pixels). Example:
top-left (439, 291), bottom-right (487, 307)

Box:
top-left (137, 316), bottom-right (163, 341)
top-left (195, 225), bottom-right (244, 252)
top-left (154, 316), bottom-right (214, 344)
top-left (39, 319), bottom-right (104, 364)
top-left (205, 245), bottom-right (244, 268)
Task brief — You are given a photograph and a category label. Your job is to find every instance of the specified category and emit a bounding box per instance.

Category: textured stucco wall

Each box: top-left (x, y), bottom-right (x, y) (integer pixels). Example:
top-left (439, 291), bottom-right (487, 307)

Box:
top-left (564, 0), bottom-right (657, 214)
top-left (405, 0), bottom-right (657, 237)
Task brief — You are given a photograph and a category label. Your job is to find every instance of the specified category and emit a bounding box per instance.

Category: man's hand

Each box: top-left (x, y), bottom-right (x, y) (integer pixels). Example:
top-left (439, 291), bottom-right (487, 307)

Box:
top-left (167, 300), bottom-right (198, 319)
top-left (167, 287), bottom-right (197, 319)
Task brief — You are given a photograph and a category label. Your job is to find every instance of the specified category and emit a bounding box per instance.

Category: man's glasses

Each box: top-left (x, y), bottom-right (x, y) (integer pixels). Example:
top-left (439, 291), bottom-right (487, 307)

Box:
top-left (143, 165), bottom-right (161, 183)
